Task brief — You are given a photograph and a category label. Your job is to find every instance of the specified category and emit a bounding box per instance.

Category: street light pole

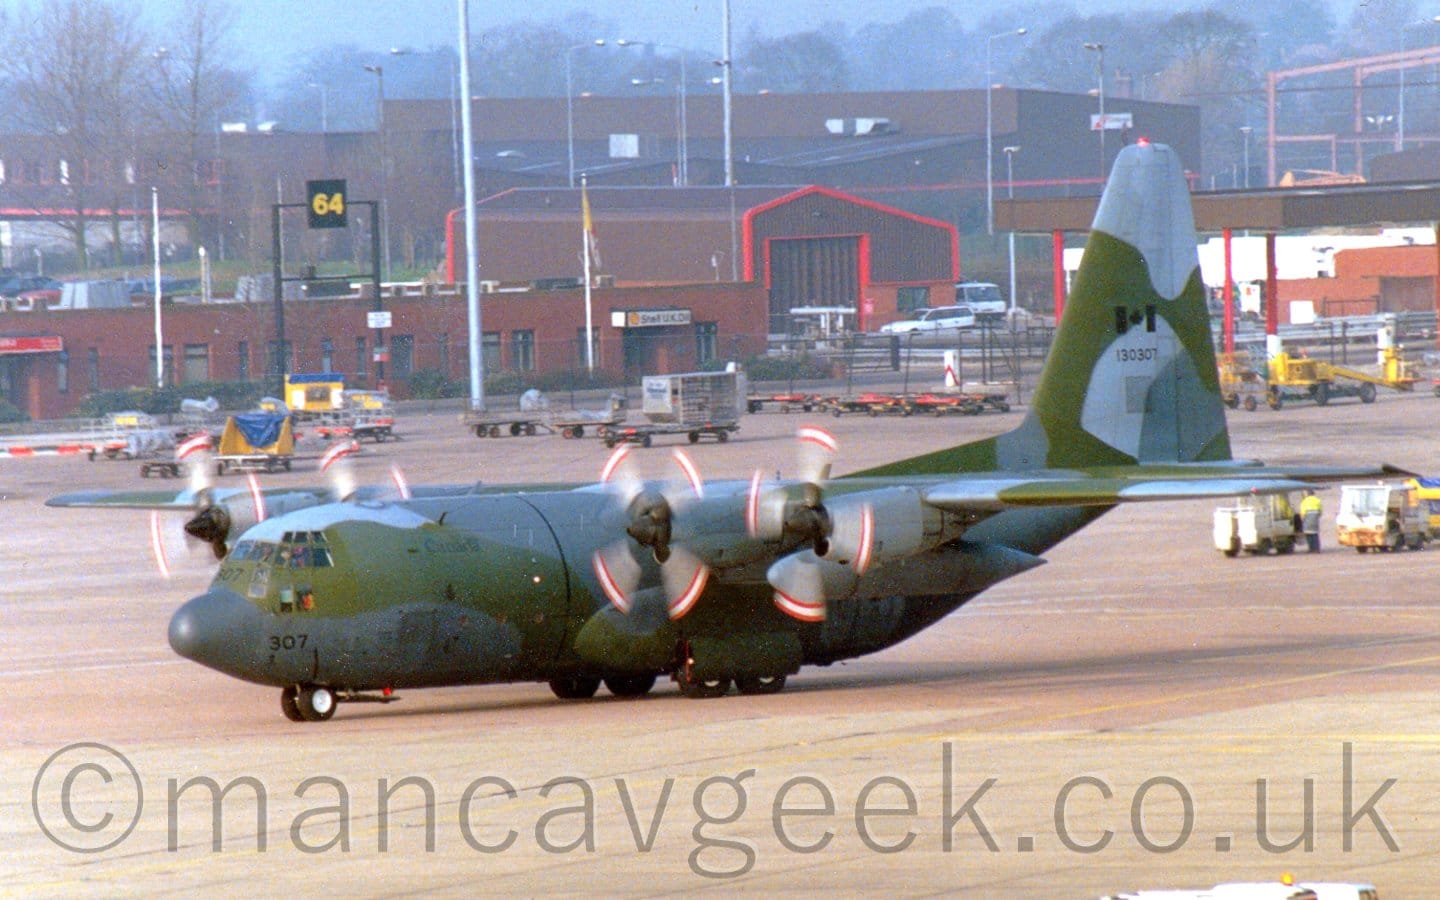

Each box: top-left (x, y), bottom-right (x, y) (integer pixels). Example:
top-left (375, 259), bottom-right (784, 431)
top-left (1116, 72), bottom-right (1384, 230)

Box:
top-left (1083, 42), bottom-right (1106, 181)
top-left (628, 43), bottom-right (689, 186)
top-left (458, 0), bottom-right (483, 411)
top-left (565, 40), bottom-right (606, 188)
top-left (1398, 17), bottom-right (1440, 151)
top-left (1003, 146), bottom-right (1020, 317)
top-left (362, 63), bottom-right (391, 280)
top-left (985, 27), bottom-right (1027, 237)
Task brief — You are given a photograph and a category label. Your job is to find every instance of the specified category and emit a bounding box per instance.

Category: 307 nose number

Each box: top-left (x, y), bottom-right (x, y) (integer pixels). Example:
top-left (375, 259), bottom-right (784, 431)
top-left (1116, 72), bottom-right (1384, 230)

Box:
top-left (1115, 347), bottom-right (1158, 362)
top-left (268, 634), bottom-right (309, 651)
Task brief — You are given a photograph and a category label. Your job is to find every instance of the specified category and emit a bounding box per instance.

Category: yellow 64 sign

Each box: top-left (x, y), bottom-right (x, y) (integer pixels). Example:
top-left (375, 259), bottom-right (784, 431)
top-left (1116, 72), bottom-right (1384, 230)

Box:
top-left (306, 179), bottom-right (348, 229)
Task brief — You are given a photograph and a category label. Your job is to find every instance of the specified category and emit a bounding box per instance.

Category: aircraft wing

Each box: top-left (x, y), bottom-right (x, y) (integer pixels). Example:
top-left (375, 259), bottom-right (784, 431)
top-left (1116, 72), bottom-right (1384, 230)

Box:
top-left (45, 487), bottom-right (328, 511)
top-left (921, 464), bottom-right (1409, 512)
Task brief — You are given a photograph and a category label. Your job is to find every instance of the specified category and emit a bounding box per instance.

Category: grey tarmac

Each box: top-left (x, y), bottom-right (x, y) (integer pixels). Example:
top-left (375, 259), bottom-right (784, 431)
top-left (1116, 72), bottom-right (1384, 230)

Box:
top-left (3, 389), bottom-right (1437, 896)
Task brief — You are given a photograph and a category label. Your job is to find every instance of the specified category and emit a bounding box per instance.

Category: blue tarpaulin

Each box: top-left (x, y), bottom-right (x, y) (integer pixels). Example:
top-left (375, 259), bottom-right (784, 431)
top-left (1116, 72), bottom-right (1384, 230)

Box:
top-left (232, 413), bottom-right (286, 449)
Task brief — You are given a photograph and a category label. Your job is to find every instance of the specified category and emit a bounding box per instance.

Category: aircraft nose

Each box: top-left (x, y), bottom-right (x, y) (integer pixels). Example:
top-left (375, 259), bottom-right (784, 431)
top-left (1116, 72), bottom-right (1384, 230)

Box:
top-left (168, 588), bottom-right (255, 674)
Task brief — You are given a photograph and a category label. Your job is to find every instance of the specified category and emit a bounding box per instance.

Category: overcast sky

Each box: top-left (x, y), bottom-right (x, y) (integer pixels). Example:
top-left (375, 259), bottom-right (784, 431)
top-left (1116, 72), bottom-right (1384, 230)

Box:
top-left (142, 0), bottom-right (1365, 88)
top-left (142, 1), bottom-right (1064, 84)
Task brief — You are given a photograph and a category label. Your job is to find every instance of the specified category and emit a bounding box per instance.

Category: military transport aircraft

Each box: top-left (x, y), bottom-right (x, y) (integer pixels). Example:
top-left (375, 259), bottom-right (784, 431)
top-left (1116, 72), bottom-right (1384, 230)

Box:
top-left (49, 142), bottom-right (1398, 722)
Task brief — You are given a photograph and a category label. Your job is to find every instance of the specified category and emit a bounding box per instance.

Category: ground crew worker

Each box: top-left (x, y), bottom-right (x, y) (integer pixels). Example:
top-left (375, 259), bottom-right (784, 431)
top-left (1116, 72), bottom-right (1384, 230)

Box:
top-left (1299, 489), bottom-right (1323, 552)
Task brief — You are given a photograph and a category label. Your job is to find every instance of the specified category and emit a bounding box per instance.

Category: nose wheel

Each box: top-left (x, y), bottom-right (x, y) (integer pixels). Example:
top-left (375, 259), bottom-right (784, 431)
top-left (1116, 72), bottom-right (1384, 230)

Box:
top-left (282, 685), bottom-right (337, 722)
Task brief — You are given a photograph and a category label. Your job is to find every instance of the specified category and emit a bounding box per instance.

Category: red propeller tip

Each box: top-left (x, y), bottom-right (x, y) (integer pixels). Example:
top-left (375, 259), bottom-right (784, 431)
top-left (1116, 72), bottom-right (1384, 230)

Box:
top-left (591, 550), bottom-right (632, 614)
top-left (773, 590), bottom-right (825, 623)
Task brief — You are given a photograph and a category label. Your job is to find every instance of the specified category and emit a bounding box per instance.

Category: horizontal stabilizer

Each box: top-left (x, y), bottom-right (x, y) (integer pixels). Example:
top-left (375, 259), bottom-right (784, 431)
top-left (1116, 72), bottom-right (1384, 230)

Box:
top-left (923, 472), bottom-right (1365, 512)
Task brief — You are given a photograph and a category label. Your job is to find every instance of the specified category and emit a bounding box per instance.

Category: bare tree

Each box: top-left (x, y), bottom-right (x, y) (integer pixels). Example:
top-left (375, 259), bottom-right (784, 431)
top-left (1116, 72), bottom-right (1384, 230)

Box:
top-left (0, 0), bottom-right (148, 269)
top-left (150, 0), bottom-right (251, 254)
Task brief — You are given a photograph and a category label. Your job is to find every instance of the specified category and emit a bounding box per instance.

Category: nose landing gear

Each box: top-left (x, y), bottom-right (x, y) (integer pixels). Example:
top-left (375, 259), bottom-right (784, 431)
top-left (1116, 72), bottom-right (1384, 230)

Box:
top-left (281, 684), bottom-right (337, 722)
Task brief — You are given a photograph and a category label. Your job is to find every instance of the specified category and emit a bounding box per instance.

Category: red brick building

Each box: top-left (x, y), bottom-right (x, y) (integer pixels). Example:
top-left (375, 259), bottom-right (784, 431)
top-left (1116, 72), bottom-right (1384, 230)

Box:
top-left (0, 281), bottom-right (770, 420)
top-left (1275, 243), bottom-right (1440, 323)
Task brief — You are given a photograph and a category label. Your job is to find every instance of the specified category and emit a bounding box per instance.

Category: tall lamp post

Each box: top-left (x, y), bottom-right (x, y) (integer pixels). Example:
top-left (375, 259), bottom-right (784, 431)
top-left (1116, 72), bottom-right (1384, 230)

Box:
top-left (985, 27), bottom-right (1027, 236)
top-left (1003, 145), bottom-right (1020, 317)
top-left (565, 39), bottom-right (608, 188)
top-left (1083, 42), bottom-right (1106, 181)
top-left (362, 63), bottom-right (391, 280)
top-left (629, 43), bottom-right (689, 185)
top-left (1398, 17), bottom-right (1440, 151)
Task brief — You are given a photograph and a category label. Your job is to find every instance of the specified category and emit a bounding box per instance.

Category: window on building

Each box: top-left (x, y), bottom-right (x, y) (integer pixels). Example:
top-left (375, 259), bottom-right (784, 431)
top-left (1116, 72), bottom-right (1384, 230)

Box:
top-left (57, 352), bottom-right (68, 394)
top-left (266, 341), bottom-right (291, 378)
top-left (355, 337), bottom-right (367, 379)
top-left (237, 341), bottom-right (249, 381)
top-left (482, 332), bottom-right (501, 373)
top-left (183, 344), bottom-right (209, 383)
top-left (391, 334), bottom-right (414, 378)
top-left (438, 333), bottom-right (449, 377)
top-left (695, 322), bottom-right (718, 365)
top-left (148, 345), bottom-right (176, 385)
top-left (87, 348), bottom-right (100, 391)
top-left (511, 330), bottom-right (535, 372)
top-left (897, 286), bottom-right (930, 313)
top-left (321, 338), bottom-right (334, 373)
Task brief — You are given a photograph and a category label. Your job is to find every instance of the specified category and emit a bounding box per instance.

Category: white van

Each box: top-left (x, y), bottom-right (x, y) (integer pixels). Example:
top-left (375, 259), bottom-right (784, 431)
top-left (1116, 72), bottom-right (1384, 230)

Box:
top-left (955, 281), bottom-right (1007, 319)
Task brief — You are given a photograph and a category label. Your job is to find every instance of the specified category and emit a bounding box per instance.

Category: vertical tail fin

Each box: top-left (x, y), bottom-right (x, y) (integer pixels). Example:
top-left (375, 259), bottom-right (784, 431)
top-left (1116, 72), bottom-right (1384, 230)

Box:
top-left (853, 141), bottom-right (1229, 478)
top-left (1018, 140), bottom-right (1229, 467)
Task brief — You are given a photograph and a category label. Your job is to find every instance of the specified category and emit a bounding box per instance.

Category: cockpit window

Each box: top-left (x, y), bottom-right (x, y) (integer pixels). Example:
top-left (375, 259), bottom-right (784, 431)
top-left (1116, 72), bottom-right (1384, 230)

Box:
top-left (275, 531), bottom-right (332, 568)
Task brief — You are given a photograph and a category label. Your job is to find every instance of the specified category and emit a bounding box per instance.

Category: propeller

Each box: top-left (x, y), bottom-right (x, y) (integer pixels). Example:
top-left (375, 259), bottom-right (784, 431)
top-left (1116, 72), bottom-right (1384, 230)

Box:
top-left (746, 425), bottom-right (876, 622)
top-left (150, 434), bottom-right (267, 578)
top-left (320, 439), bottom-right (362, 500)
top-left (591, 444), bottom-right (710, 619)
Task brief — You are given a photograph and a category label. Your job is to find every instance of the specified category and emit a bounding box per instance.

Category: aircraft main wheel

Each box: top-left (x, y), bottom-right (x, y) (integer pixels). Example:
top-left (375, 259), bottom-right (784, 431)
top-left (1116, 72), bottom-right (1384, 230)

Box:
top-left (604, 674), bottom-right (657, 698)
top-left (679, 675), bottom-right (730, 699)
top-left (549, 676), bottom-right (601, 700)
top-left (296, 686), bottom-right (336, 722)
top-left (280, 685), bottom-right (305, 722)
top-left (736, 674), bottom-right (787, 696)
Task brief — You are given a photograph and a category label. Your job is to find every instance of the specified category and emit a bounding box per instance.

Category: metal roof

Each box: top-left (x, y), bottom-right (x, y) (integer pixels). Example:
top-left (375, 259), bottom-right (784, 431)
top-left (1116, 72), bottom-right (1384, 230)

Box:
top-left (996, 179), bottom-right (1440, 232)
top-left (475, 185), bottom-right (804, 215)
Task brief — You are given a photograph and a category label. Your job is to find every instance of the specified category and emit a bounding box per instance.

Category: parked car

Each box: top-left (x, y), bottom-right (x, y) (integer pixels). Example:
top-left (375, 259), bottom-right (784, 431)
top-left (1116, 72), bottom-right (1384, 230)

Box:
top-left (0, 275), bottom-right (59, 298)
top-left (879, 304), bottom-right (977, 334)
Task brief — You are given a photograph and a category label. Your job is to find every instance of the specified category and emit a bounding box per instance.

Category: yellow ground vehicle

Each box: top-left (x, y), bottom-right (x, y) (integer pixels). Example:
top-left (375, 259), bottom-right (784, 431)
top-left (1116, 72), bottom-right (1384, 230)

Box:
top-left (1217, 352), bottom-right (1268, 411)
top-left (1263, 347), bottom-right (1415, 410)
top-left (1213, 493), bottom-right (1300, 556)
top-left (215, 412), bottom-right (295, 475)
top-left (1407, 477), bottom-right (1440, 537)
top-left (283, 373), bottom-right (346, 418)
top-left (1336, 482), bottom-right (1426, 552)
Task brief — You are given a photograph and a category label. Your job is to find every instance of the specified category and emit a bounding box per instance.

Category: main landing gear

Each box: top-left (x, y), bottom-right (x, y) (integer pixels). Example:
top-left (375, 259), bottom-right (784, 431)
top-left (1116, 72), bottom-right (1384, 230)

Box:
top-left (548, 674), bottom-right (659, 700)
top-left (547, 670), bottom-right (787, 700)
top-left (674, 667), bottom-right (789, 699)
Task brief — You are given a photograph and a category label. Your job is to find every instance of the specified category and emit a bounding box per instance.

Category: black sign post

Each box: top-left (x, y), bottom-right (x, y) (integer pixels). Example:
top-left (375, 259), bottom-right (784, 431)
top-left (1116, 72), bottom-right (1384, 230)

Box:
top-left (271, 178), bottom-right (382, 394)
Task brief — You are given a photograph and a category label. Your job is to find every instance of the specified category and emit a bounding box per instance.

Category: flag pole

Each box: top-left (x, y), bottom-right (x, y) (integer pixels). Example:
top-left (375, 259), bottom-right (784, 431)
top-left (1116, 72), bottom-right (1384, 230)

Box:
top-left (582, 174), bottom-right (594, 374)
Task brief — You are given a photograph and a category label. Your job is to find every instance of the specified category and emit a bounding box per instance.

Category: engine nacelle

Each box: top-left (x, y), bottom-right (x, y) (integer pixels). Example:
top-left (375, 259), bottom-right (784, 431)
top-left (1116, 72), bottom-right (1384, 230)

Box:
top-left (821, 486), bottom-right (930, 573)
